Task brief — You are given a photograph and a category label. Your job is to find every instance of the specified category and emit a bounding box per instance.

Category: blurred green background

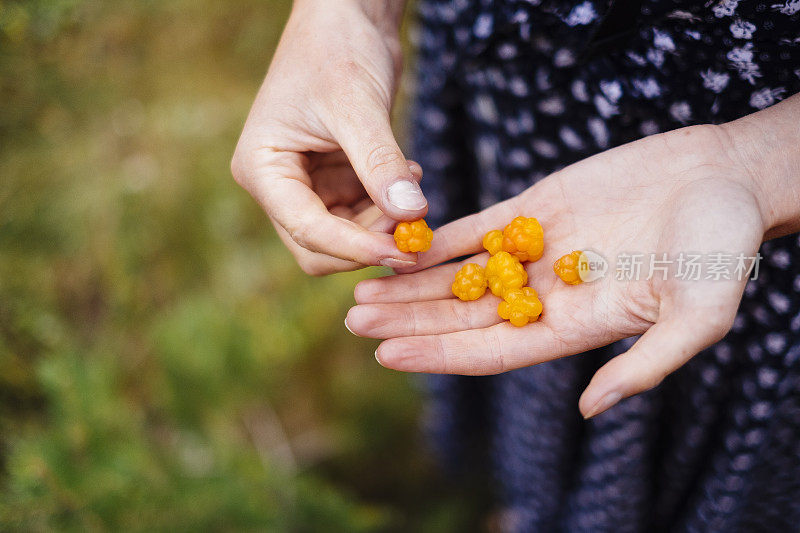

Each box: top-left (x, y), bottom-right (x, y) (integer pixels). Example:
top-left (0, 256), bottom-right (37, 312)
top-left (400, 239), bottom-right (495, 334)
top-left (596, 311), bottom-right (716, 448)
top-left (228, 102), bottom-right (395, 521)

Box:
top-left (0, 1), bottom-right (483, 530)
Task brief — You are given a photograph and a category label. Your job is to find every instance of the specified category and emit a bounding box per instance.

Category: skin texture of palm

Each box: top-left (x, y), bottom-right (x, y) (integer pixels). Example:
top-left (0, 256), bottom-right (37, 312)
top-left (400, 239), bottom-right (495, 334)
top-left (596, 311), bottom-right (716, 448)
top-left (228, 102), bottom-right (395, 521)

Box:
top-left (346, 124), bottom-right (769, 417)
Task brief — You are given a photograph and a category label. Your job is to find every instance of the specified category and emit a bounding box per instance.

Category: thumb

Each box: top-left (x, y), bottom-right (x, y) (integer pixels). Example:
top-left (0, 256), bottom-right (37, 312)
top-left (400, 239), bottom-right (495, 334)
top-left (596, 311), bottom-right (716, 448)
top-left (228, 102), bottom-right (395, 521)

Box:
top-left (329, 98), bottom-right (428, 220)
top-left (578, 307), bottom-right (735, 418)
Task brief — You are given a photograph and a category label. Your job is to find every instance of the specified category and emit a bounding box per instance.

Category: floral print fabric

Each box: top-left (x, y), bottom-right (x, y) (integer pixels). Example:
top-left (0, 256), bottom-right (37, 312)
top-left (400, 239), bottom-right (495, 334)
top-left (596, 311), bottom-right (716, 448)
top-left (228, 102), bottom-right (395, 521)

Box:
top-left (410, 1), bottom-right (800, 531)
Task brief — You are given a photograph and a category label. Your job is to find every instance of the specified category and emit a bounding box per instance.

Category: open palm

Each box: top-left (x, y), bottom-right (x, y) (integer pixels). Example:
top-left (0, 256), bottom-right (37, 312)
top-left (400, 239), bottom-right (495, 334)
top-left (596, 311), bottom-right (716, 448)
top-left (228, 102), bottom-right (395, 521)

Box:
top-left (346, 125), bottom-right (766, 417)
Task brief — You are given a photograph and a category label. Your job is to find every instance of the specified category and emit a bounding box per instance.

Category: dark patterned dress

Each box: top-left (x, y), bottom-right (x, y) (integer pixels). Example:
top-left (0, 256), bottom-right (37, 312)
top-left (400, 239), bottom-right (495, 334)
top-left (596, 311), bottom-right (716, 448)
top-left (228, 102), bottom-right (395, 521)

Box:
top-left (410, 1), bottom-right (800, 531)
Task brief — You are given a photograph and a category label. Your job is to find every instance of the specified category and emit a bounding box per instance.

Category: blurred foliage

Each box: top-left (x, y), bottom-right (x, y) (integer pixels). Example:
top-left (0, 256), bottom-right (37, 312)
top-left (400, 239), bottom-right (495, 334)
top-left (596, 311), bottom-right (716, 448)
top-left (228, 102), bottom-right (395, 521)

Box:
top-left (0, 1), bottom-right (484, 530)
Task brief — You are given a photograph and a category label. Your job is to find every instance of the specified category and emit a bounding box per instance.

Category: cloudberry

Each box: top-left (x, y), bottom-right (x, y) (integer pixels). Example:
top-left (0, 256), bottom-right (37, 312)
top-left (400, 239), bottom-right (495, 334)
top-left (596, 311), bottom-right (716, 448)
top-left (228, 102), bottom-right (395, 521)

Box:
top-left (498, 287), bottom-right (543, 327)
top-left (482, 230), bottom-right (503, 255)
top-left (502, 216), bottom-right (544, 262)
top-left (394, 219), bottom-right (433, 253)
top-left (554, 251), bottom-right (584, 285)
top-left (485, 251), bottom-right (528, 298)
top-left (451, 263), bottom-right (487, 301)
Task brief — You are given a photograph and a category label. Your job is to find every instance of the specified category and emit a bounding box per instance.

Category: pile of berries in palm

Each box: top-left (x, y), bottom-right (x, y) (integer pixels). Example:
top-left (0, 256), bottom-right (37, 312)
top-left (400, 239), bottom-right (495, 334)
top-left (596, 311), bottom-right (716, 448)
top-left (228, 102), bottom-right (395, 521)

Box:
top-left (451, 216), bottom-right (544, 326)
top-left (395, 217), bottom-right (585, 327)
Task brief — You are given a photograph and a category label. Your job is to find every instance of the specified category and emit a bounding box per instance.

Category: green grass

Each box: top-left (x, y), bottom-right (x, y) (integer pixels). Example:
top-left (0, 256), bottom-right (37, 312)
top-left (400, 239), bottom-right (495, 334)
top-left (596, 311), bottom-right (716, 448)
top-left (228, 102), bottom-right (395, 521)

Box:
top-left (0, 1), bottom-right (486, 530)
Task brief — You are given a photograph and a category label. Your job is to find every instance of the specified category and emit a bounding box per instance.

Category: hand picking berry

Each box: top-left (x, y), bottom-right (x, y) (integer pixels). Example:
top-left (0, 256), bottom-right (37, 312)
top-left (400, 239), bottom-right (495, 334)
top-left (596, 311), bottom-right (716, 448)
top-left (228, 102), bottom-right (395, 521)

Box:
top-left (394, 219), bottom-right (433, 253)
top-left (485, 251), bottom-right (528, 298)
top-left (554, 250), bottom-right (584, 285)
top-left (498, 287), bottom-right (543, 327)
top-left (451, 263), bottom-right (488, 301)
top-left (482, 229), bottom-right (503, 255)
top-left (502, 216), bottom-right (544, 262)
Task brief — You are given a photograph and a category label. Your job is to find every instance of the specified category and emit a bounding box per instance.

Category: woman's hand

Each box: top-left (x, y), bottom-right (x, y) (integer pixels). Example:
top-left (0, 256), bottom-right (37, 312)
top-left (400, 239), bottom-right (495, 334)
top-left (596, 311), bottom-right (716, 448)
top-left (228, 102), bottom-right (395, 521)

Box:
top-left (231, 0), bottom-right (425, 275)
top-left (347, 112), bottom-right (799, 417)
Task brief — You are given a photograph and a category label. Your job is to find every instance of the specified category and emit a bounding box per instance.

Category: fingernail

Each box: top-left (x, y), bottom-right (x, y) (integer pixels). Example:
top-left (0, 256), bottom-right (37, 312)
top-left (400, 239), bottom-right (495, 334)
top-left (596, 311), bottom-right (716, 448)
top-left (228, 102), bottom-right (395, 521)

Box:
top-left (387, 181), bottom-right (427, 211)
top-left (344, 318), bottom-right (359, 337)
top-left (374, 349), bottom-right (381, 363)
top-left (379, 258), bottom-right (417, 269)
top-left (583, 391), bottom-right (622, 419)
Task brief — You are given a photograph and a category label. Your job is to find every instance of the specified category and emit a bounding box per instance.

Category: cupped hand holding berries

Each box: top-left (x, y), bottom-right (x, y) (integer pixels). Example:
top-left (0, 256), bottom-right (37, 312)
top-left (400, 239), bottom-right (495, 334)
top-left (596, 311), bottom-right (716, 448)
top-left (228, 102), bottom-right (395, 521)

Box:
top-left (232, 0), bottom-right (427, 275)
top-left (347, 95), bottom-right (800, 418)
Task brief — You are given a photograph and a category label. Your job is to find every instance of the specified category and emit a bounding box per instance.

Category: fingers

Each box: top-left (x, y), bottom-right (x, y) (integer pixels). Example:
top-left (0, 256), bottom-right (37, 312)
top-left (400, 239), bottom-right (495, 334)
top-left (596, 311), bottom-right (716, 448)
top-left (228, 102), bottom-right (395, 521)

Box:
top-left (407, 160), bottom-right (423, 179)
top-left (374, 321), bottom-right (568, 375)
top-left (271, 220), bottom-right (364, 276)
top-left (578, 309), bottom-right (735, 418)
top-left (368, 286), bottom-right (629, 375)
top-left (332, 202), bottom-right (384, 229)
top-left (366, 214), bottom-right (399, 234)
top-left (354, 250), bottom-right (559, 305)
top-left (330, 97), bottom-right (429, 222)
top-left (314, 154), bottom-right (422, 210)
top-left (346, 295), bottom-right (503, 338)
top-left (235, 148), bottom-right (417, 267)
top-left (391, 174), bottom-right (570, 274)
top-left (266, 176), bottom-right (412, 266)
top-left (354, 254), bottom-right (490, 303)
top-left (400, 198), bottom-right (521, 273)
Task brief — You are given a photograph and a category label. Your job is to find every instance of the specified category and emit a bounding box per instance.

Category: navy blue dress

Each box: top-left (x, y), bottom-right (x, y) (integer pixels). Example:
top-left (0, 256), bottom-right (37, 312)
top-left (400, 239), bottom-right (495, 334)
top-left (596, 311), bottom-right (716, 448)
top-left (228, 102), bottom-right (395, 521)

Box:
top-left (410, 1), bottom-right (800, 531)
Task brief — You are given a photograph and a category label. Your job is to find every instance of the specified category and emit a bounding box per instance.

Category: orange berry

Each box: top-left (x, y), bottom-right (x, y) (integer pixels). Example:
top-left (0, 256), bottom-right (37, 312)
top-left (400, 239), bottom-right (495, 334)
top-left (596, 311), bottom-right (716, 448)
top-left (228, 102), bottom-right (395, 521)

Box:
top-left (485, 251), bottom-right (527, 298)
top-left (554, 251), bottom-right (584, 285)
top-left (394, 219), bottom-right (433, 253)
top-left (498, 287), bottom-right (543, 327)
top-left (502, 216), bottom-right (544, 262)
top-left (451, 263), bottom-right (487, 301)
top-left (482, 230), bottom-right (503, 255)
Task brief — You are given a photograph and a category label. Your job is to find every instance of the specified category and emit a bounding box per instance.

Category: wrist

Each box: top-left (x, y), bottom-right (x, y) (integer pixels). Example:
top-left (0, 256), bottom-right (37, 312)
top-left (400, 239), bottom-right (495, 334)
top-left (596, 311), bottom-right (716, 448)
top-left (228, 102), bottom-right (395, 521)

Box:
top-left (719, 96), bottom-right (800, 239)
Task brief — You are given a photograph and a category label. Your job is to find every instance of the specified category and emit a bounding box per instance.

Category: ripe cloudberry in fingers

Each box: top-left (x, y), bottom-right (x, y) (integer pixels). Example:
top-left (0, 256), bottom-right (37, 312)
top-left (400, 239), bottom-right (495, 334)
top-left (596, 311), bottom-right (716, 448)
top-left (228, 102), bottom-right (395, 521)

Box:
top-left (482, 230), bottom-right (503, 255)
top-left (554, 251), bottom-right (584, 285)
top-left (502, 216), bottom-right (544, 262)
top-left (498, 287), bottom-right (543, 327)
top-left (394, 219), bottom-right (433, 253)
top-left (451, 263), bottom-right (487, 301)
top-left (485, 251), bottom-right (528, 298)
